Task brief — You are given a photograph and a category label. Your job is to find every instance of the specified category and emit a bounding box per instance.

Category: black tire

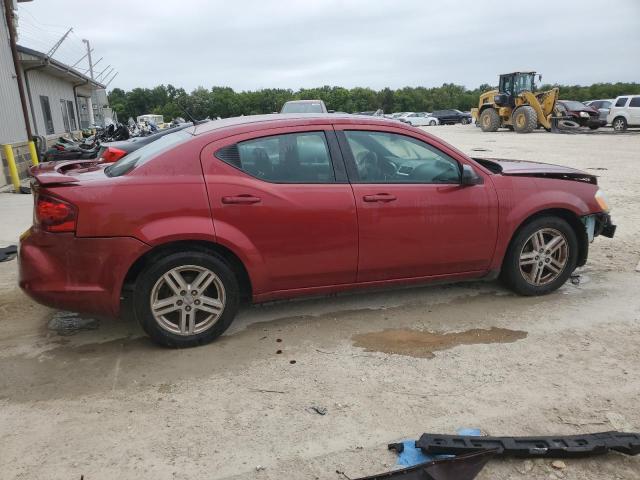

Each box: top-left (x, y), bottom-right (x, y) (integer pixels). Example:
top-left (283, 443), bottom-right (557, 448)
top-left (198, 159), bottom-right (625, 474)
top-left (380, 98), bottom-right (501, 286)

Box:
top-left (134, 251), bottom-right (240, 348)
top-left (460, 117), bottom-right (469, 125)
top-left (501, 216), bottom-right (578, 296)
top-left (589, 125), bottom-right (600, 130)
top-left (429, 120), bottom-right (436, 126)
top-left (612, 116), bottom-right (627, 132)
top-left (479, 108), bottom-right (500, 132)
top-left (512, 106), bottom-right (537, 133)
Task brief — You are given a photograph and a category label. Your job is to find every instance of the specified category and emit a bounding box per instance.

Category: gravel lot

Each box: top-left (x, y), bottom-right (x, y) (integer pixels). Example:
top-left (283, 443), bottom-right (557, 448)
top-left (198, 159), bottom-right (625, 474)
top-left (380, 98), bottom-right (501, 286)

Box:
top-left (1, 125), bottom-right (639, 480)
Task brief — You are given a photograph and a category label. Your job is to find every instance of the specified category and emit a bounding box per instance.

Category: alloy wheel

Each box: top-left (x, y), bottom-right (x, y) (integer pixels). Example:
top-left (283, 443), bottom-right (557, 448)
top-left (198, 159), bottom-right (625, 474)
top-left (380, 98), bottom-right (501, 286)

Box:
top-left (519, 228), bottom-right (569, 286)
top-left (613, 119), bottom-right (625, 131)
top-left (150, 265), bottom-right (226, 336)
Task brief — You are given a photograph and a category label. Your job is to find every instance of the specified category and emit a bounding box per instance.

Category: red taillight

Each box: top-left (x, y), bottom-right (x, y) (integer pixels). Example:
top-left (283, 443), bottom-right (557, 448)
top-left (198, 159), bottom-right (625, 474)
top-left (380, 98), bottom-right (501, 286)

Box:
top-left (36, 194), bottom-right (77, 233)
top-left (100, 147), bottom-right (127, 163)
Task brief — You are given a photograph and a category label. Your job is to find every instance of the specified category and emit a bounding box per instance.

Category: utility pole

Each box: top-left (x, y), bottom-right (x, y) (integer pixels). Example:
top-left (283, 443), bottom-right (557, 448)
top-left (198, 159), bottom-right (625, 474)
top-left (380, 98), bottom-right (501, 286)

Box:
top-left (82, 38), bottom-right (96, 125)
top-left (46, 27), bottom-right (72, 58)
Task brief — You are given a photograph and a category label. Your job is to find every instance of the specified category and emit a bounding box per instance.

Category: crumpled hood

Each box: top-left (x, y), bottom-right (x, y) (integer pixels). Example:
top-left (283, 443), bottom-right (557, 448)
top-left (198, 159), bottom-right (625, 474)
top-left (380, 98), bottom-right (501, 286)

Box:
top-left (473, 158), bottom-right (597, 184)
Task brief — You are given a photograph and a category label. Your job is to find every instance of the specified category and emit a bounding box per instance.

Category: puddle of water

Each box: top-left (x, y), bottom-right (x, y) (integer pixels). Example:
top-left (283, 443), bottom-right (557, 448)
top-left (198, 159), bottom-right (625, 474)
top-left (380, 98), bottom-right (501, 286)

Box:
top-left (352, 327), bottom-right (527, 358)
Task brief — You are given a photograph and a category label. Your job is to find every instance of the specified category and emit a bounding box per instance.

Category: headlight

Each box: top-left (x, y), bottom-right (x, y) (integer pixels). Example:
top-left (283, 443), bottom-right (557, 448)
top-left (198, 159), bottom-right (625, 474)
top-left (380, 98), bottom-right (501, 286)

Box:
top-left (580, 111), bottom-right (590, 118)
top-left (595, 189), bottom-right (610, 212)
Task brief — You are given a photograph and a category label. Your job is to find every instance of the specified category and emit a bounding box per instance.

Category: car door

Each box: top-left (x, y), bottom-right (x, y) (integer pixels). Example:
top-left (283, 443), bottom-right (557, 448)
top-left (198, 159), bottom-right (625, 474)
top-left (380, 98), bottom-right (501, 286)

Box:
top-left (334, 125), bottom-right (498, 282)
top-left (628, 97), bottom-right (640, 125)
top-left (200, 126), bottom-right (358, 293)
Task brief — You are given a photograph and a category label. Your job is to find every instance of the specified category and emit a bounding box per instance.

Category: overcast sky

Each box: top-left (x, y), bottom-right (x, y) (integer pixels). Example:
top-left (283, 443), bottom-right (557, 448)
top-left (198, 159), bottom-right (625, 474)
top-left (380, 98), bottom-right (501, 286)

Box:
top-left (16, 0), bottom-right (640, 92)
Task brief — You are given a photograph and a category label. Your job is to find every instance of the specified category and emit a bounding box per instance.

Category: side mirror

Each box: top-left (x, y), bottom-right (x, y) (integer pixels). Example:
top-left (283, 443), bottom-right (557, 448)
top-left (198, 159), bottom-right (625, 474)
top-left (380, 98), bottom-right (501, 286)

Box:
top-left (461, 164), bottom-right (483, 186)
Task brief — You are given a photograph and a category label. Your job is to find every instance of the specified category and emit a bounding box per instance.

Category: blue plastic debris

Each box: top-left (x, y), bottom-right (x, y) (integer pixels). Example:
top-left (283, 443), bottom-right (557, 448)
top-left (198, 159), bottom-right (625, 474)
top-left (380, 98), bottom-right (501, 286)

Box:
top-left (395, 428), bottom-right (482, 467)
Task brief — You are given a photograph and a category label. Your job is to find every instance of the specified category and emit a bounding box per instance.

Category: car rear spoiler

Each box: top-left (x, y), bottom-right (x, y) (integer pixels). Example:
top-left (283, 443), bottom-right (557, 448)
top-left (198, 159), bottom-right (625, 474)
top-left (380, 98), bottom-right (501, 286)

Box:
top-left (29, 159), bottom-right (101, 186)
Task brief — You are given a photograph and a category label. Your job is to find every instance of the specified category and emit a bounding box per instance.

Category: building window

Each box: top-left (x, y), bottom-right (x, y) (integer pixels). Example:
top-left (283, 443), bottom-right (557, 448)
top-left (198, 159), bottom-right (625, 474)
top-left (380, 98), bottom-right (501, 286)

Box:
top-left (40, 95), bottom-right (54, 135)
top-left (67, 100), bottom-right (77, 131)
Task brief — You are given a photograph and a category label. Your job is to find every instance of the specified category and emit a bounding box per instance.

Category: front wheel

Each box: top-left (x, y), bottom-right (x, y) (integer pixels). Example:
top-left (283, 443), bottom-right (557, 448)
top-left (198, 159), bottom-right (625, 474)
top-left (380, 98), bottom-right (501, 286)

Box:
top-left (134, 251), bottom-right (240, 347)
top-left (501, 216), bottom-right (578, 296)
top-left (612, 117), bottom-right (627, 132)
top-left (512, 106), bottom-right (537, 133)
top-left (429, 120), bottom-right (436, 126)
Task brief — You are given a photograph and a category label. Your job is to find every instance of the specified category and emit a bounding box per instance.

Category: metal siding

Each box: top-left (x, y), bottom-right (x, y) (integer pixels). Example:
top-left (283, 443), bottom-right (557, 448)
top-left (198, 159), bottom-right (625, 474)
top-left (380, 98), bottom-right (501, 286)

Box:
top-left (26, 69), bottom-right (78, 137)
top-left (0, 2), bottom-right (27, 144)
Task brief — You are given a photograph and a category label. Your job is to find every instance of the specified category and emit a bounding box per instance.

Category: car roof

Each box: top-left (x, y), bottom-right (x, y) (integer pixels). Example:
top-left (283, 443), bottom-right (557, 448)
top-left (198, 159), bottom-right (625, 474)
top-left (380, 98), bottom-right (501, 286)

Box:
top-left (282, 99), bottom-right (324, 104)
top-left (190, 113), bottom-right (403, 136)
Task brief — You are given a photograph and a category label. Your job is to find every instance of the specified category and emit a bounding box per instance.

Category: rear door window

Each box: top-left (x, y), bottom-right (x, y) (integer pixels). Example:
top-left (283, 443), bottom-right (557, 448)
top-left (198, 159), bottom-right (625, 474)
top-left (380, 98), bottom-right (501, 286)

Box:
top-left (615, 97), bottom-right (629, 107)
top-left (216, 131), bottom-right (336, 183)
top-left (629, 97), bottom-right (640, 107)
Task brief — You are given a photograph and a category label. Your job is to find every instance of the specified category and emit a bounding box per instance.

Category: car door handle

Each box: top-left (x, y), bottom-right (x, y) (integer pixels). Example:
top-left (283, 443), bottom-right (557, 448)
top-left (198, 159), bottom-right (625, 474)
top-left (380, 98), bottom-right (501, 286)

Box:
top-left (363, 193), bottom-right (397, 203)
top-left (221, 195), bottom-right (261, 205)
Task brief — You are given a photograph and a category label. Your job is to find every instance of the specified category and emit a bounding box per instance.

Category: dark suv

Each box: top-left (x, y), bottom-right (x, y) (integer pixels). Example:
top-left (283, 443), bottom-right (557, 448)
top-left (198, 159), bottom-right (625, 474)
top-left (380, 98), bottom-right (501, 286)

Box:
top-left (431, 109), bottom-right (472, 125)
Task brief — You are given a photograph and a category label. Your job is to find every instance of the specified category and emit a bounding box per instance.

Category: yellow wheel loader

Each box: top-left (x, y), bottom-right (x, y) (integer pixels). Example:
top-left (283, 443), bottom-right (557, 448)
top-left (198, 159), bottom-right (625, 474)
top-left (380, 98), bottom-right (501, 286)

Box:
top-left (471, 72), bottom-right (559, 133)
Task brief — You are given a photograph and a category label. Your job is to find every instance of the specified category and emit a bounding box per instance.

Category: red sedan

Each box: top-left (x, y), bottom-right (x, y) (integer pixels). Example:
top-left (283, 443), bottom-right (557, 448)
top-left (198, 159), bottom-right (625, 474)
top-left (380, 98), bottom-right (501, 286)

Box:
top-left (19, 114), bottom-right (615, 347)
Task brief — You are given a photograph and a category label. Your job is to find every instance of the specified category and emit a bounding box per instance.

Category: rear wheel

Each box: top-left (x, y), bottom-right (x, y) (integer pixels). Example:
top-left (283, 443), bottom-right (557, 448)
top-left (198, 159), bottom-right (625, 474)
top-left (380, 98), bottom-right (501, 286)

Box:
top-left (501, 216), bottom-right (578, 296)
top-left (479, 108), bottom-right (500, 132)
top-left (134, 251), bottom-right (240, 347)
top-left (612, 117), bottom-right (628, 132)
top-left (512, 106), bottom-right (537, 133)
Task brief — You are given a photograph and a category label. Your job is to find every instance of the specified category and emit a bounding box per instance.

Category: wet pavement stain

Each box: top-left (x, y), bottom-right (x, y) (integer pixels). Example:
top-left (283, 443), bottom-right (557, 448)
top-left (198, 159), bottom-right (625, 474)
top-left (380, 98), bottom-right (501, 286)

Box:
top-left (352, 327), bottom-right (527, 358)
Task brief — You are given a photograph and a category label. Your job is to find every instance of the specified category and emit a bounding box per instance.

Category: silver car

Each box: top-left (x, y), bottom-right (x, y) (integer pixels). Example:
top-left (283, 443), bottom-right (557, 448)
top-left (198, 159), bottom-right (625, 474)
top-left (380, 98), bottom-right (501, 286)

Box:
top-left (584, 99), bottom-right (614, 123)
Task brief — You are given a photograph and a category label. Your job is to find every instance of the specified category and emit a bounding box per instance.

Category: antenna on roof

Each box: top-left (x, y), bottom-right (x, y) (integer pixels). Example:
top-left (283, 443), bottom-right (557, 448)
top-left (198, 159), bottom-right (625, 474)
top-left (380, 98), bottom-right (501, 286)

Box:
top-left (176, 101), bottom-right (200, 125)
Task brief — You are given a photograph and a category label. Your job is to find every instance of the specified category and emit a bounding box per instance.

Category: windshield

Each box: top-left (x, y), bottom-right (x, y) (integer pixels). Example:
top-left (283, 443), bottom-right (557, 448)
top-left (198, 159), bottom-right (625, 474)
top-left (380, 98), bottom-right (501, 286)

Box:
top-left (105, 130), bottom-right (192, 177)
top-left (562, 101), bottom-right (590, 111)
top-left (514, 74), bottom-right (535, 93)
top-left (281, 102), bottom-right (324, 113)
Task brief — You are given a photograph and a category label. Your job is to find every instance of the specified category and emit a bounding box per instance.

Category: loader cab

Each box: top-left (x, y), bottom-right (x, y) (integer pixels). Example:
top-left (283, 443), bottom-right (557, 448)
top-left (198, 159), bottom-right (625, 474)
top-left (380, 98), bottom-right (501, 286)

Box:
top-left (495, 72), bottom-right (537, 107)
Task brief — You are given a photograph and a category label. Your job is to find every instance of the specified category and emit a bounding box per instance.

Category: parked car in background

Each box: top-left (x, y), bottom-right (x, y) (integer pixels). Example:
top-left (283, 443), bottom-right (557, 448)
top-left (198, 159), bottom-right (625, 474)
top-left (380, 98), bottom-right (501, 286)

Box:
top-left (96, 122), bottom-right (196, 163)
top-left (607, 95), bottom-right (640, 131)
top-left (354, 109), bottom-right (385, 116)
top-left (431, 109), bottom-right (472, 125)
top-left (384, 112), bottom-right (407, 119)
top-left (280, 100), bottom-right (328, 114)
top-left (397, 112), bottom-right (439, 126)
top-left (20, 113), bottom-right (615, 348)
top-left (584, 99), bottom-right (614, 124)
top-left (556, 100), bottom-right (606, 130)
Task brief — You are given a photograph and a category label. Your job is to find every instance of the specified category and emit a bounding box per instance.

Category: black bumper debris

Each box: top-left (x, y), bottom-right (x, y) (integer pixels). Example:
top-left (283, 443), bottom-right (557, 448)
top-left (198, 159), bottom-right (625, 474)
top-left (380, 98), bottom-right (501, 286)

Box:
top-left (595, 213), bottom-right (616, 238)
top-left (353, 450), bottom-right (495, 480)
top-left (416, 431), bottom-right (640, 459)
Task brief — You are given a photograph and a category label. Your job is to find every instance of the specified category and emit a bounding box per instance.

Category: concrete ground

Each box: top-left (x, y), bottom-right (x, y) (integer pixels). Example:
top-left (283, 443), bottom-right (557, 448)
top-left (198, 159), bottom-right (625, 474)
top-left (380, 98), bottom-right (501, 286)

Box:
top-left (1, 125), bottom-right (639, 480)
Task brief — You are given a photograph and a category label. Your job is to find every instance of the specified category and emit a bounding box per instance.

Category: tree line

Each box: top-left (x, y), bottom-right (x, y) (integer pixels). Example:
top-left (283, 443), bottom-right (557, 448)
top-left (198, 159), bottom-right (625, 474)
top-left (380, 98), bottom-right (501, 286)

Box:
top-left (108, 82), bottom-right (640, 122)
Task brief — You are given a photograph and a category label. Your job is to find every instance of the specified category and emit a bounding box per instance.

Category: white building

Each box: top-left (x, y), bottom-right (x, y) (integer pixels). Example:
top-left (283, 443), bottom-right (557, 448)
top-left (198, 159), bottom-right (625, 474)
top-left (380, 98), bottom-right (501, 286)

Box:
top-left (1, 0), bottom-right (108, 187)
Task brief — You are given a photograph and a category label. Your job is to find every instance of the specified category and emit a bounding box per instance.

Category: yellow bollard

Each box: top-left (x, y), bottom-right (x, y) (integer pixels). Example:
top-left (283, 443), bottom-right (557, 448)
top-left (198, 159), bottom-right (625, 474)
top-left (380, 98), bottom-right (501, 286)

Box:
top-left (2, 144), bottom-right (21, 193)
top-left (28, 140), bottom-right (39, 166)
